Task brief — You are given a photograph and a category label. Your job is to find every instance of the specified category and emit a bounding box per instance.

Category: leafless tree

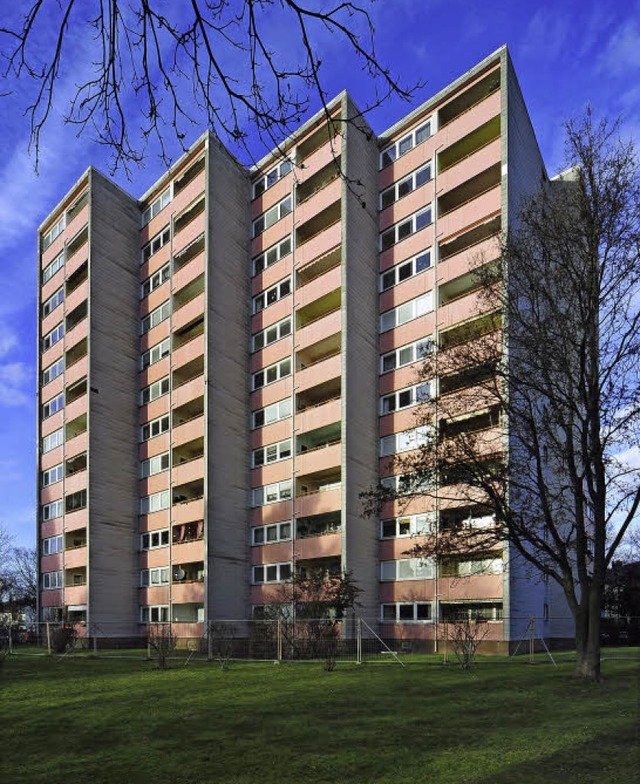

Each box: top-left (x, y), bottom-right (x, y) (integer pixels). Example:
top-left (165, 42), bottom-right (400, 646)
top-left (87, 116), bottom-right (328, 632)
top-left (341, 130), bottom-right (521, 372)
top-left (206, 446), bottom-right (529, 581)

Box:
top-left (0, 525), bottom-right (37, 620)
top-left (447, 617), bottom-right (491, 670)
top-left (362, 110), bottom-right (640, 681)
top-left (147, 623), bottom-right (177, 669)
top-left (0, 1), bottom-right (420, 172)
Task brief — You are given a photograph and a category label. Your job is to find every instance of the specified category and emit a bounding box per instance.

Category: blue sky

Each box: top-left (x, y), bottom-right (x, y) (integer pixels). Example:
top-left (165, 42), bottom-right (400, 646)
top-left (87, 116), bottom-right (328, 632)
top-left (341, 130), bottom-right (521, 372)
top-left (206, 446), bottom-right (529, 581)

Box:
top-left (1, 0), bottom-right (639, 547)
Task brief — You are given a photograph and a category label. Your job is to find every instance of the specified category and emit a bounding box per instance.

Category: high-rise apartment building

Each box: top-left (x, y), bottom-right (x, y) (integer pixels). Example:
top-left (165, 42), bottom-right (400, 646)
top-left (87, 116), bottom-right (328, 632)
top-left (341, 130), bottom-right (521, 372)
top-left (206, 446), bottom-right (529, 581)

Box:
top-left (36, 46), bottom-right (572, 650)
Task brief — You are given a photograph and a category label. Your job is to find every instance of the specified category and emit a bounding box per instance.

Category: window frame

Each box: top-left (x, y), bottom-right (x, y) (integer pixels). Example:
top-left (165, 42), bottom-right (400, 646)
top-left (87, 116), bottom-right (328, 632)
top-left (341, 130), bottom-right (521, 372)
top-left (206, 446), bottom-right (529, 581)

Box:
top-left (141, 300), bottom-right (171, 334)
top-left (252, 356), bottom-right (292, 391)
top-left (251, 522), bottom-right (292, 545)
top-left (252, 195), bottom-right (293, 238)
top-left (379, 119), bottom-right (432, 169)
top-left (141, 225), bottom-right (171, 264)
top-left (42, 252), bottom-right (64, 284)
top-left (252, 160), bottom-right (293, 199)
top-left (140, 452), bottom-right (170, 478)
top-left (380, 162), bottom-right (432, 210)
top-left (252, 316), bottom-right (292, 352)
top-left (41, 499), bottom-right (63, 521)
top-left (380, 425), bottom-right (433, 457)
top-left (141, 262), bottom-right (171, 299)
top-left (251, 561), bottom-right (293, 584)
top-left (252, 276), bottom-right (292, 314)
top-left (42, 287), bottom-right (65, 318)
top-left (42, 358), bottom-right (65, 386)
top-left (252, 235), bottom-right (292, 276)
top-left (380, 557), bottom-right (434, 581)
top-left (42, 216), bottom-right (66, 250)
top-left (42, 428), bottom-right (64, 454)
top-left (252, 480), bottom-right (293, 507)
top-left (41, 463), bottom-right (64, 487)
top-left (380, 381), bottom-right (432, 415)
top-left (42, 535), bottom-right (64, 556)
top-left (252, 438), bottom-right (292, 468)
top-left (380, 513), bottom-right (435, 539)
top-left (380, 250), bottom-right (432, 292)
top-left (140, 529), bottom-right (170, 551)
top-left (140, 376), bottom-right (170, 406)
top-left (42, 392), bottom-right (64, 420)
top-left (140, 337), bottom-right (170, 370)
top-left (139, 489), bottom-right (170, 515)
top-left (140, 414), bottom-right (170, 442)
top-left (252, 397), bottom-right (292, 429)
top-left (380, 205), bottom-right (433, 252)
top-left (380, 292), bottom-right (433, 333)
top-left (141, 187), bottom-right (172, 227)
top-left (42, 322), bottom-right (65, 352)
top-left (380, 602), bottom-right (433, 622)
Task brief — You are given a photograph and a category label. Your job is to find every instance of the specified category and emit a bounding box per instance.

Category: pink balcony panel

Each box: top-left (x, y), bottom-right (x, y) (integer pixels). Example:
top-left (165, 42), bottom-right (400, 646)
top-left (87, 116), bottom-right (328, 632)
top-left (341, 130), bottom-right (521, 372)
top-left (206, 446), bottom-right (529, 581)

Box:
top-left (251, 176), bottom-right (292, 220)
top-left (251, 214), bottom-right (294, 257)
top-left (41, 339), bottom-right (64, 367)
top-left (41, 376), bottom-right (64, 406)
top-left (172, 539), bottom-right (205, 564)
top-left (295, 487), bottom-right (341, 518)
top-left (66, 250), bottom-right (89, 280)
top-left (250, 337), bottom-right (293, 375)
top-left (64, 585), bottom-right (88, 606)
top-left (379, 409), bottom-right (423, 438)
top-left (173, 292), bottom-right (205, 334)
top-left (296, 532), bottom-right (342, 561)
top-left (251, 541), bottom-right (292, 565)
top-left (297, 137), bottom-right (342, 184)
top-left (172, 333), bottom-right (205, 371)
top-left (251, 500), bottom-right (292, 526)
top-left (379, 314), bottom-right (435, 355)
top-left (251, 296), bottom-right (292, 335)
top-left (41, 411), bottom-right (64, 438)
top-left (65, 509), bottom-right (88, 531)
top-left (173, 214), bottom-right (206, 257)
top-left (142, 283), bottom-right (171, 317)
top-left (438, 186), bottom-right (501, 242)
top-left (65, 470), bottom-right (87, 496)
top-left (41, 308), bottom-right (65, 338)
top-left (65, 431), bottom-right (88, 458)
top-left (65, 204), bottom-right (89, 246)
top-left (140, 472), bottom-right (170, 498)
top-left (439, 574), bottom-right (503, 600)
top-left (378, 538), bottom-right (430, 560)
top-left (41, 553), bottom-right (63, 572)
top-left (172, 374), bottom-right (205, 409)
top-left (379, 183), bottom-right (435, 233)
top-left (438, 90), bottom-right (501, 152)
top-left (172, 498), bottom-right (205, 525)
top-left (65, 318), bottom-right (89, 352)
top-left (438, 137), bottom-right (501, 196)
top-left (173, 251), bottom-right (206, 293)
top-left (41, 268), bottom-right (66, 305)
top-left (140, 243), bottom-right (171, 282)
top-left (251, 458), bottom-right (293, 488)
top-left (40, 447), bottom-right (64, 473)
top-left (295, 222), bottom-right (341, 269)
top-left (379, 272), bottom-right (432, 313)
top-left (438, 288), bottom-right (491, 330)
top-left (379, 365), bottom-right (424, 396)
top-left (296, 353), bottom-right (341, 393)
top-left (139, 397), bottom-right (170, 428)
top-left (379, 226), bottom-right (435, 273)
top-left (250, 585), bottom-right (287, 604)
top-left (40, 589), bottom-right (63, 607)
top-left (295, 265), bottom-right (342, 311)
top-left (251, 255), bottom-right (293, 297)
top-left (296, 178), bottom-right (341, 228)
top-left (172, 415), bottom-right (205, 448)
top-left (296, 311), bottom-right (341, 355)
top-left (140, 320), bottom-right (170, 355)
top-left (438, 235), bottom-right (500, 285)
top-left (65, 278), bottom-right (89, 315)
top-left (250, 419), bottom-right (292, 451)
top-left (296, 398), bottom-right (342, 435)
top-left (172, 456), bottom-right (205, 487)
top-left (139, 510), bottom-right (171, 532)
top-left (40, 519), bottom-right (63, 540)
top-left (171, 622), bottom-right (205, 638)
top-left (140, 586), bottom-right (170, 604)
top-left (378, 134), bottom-right (438, 191)
top-left (64, 546), bottom-right (87, 570)
top-left (140, 548), bottom-right (171, 569)
top-left (139, 433), bottom-right (171, 462)
top-left (296, 442), bottom-right (341, 477)
top-left (149, 169), bottom-right (206, 240)
top-left (65, 356), bottom-right (88, 388)
top-left (171, 581), bottom-right (205, 604)
top-left (41, 231), bottom-right (65, 267)
top-left (250, 376), bottom-right (293, 411)
top-left (140, 357), bottom-right (171, 389)
top-left (379, 580), bottom-right (435, 603)
top-left (65, 394), bottom-right (88, 425)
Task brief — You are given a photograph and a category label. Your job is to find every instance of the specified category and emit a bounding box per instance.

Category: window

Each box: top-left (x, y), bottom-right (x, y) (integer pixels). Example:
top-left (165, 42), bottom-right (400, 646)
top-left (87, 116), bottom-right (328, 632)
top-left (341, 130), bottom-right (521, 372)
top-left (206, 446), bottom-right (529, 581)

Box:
top-left (380, 557), bottom-right (434, 581)
top-left (252, 439), bottom-right (292, 467)
top-left (140, 376), bottom-right (170, 406)
top-left (42, 358), bottom-right (64, 386)
top-left (141, 225), bottom-right (170, 264)
top-left (380, 120), bottom-right (432, 168)
top-left (141, 263), bottom-right (171, 299)
top-left (380, 471), bottom-right (433, 495)
top-left (252, 277), bottom-right (292, 313)
top-left (380, 425), bottom-right (433, 457)
top-left (380, 513), bottom-right (434, 539)
top-left (41, 499), bottom-right (63, 521)
top-left (65, 490), bottom-right (87, 513)
top-left (140, 490), bottom-right (170, 514)
top-left (41, 463), bottom-right (63, 487)
top-left (252, 480), bottom-right (293, 506)
top-left (381, 337), bottom-right (432, 374)
top-left (42, 287), bottom-right (64, 318)
top-left (42, 322), bottom-right (64, 351)
top-left (42, 570), bottom-right (63, 589)
top-left (252, 195), bottom-right (292, 238)
top-left (441, 555), bottom-right (503, 577)
top-left (140, 414), bottom-right (170, 442)
top-left (380, 251), bottom-right (432, 291)
top-left (252, 398), bottom-right (292, 429)
top-left (140, 452), bottom-right (170, 478)
top-left (140, 605), bottom-right (169, 623)
top-left (42, 428), bottom-right (64, 453)
top-left (140, 529), bottom-right (170, 550)
top-left (253, 160), bottom-right (293, 199)
top-left (252, 357), bottom-right (292, 390)
top-left (252, 317), bottom-right (292, 352)
top-left (140, 567), bottom-right (170, 587)
top-left (42, 216), bottom-right (65, 250)
top-left (380, 292), bottom-right (433, 332)
top-left (380, 382), bottom-right (432, 415)
top-left (380, 163), bottom-right (432, 209)
top-left (381, 602), bottom-right (432, 622)
top-left (441, 602), bottom-right (503, 622)
top-left (252, 236), bottom-right (292, 276)
top-left (42, 252), bottom-right (64, 284)
top-left (251, 522), bottom-right (292, 545)
top-left (42, 393), bottom-right (64, 420)
top-left (141, 338), bottom-right (170, 369)
top-left (42, 535), bottom-right (63, 555)
top-left (141, 187), bottom-right (171, 227)
top-left (252, 562), bottom-right (292, 584)
top-left (380, 206), bottom-right (432, 252)
top-left (141, 300), bottom-right (170, 334)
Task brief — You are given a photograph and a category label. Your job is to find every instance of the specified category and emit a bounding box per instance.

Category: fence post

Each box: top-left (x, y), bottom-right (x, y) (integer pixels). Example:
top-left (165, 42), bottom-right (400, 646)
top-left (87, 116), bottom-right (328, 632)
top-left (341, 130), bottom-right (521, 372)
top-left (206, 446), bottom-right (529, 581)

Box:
top-left (46, 622), bottom-right (52, 655)
top-left (276, 619), bottom-right (282, 663)
top-left (207, 622), bottom-right (213, 661)
top-left (92, 626), bottom-right (98, 656)
top-left (356, 617), bottom-right (362, 665)
top-left (529, 616), bottom-right (535, 663)
top-left (8, 623), bottom-right (13, 655)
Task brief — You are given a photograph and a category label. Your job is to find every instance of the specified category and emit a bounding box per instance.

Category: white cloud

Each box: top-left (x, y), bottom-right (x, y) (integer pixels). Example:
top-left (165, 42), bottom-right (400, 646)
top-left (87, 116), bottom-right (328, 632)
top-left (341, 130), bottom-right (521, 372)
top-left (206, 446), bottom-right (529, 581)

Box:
top-left (0, 332), bottom-right (18, 360)
top-left (598, 18), bottom-right (640, 77)
top-left (0, 361), bottom-right (32, 406)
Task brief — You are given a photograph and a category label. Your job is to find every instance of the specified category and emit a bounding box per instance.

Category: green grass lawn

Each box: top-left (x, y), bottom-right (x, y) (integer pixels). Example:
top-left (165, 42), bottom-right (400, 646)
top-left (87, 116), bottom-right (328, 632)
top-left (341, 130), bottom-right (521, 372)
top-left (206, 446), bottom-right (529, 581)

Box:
top-left (1, 651), bottom-right (638, 784)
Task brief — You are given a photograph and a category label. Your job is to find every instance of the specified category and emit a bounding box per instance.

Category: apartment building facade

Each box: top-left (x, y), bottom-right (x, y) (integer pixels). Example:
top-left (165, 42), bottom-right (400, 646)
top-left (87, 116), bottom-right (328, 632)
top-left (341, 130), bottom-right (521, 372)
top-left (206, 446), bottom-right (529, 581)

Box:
top-left (36, 46), bottom-right (571, 649)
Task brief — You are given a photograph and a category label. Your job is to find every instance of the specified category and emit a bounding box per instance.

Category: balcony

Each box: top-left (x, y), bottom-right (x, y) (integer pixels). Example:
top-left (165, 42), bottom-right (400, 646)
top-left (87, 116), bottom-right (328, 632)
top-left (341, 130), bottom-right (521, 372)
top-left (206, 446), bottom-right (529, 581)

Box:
top-left (173, 436), bottom-right (204, 465)
top-left (65, 451), bottom-right (87, 477)
top-left (65, 412), bottom-right (87, 442)
top-left (296, 352), bottom-right (341, 394)
top-left (173, 520), bottom-right (204, 545)
top-left (66, 225), bottom-right (89, 263)
top-left (438, 115), bottom-right (501, 174)
top-left (296, 119), bottom-right (341, 163)
top-left (296, 157), bottom-right (341, 206)
top-left (438, 163), bottom-right (501, 219)
top-left (64, 528), bottom-right (87, 549)
top-left (173, 240), bottom-right (205, 289)
top-left (63, 543), bottom-right (87, 570)
top-left (173, 478), bottom-right (204, 507)
top-left (173, 414), bottom-right (205, 448)
top-left (175, 196), bottom-right (205, 235)
top-left (173, 156), bottom-right (205, 199)
top-left (438, 70), bottom-right (500, 128)
top-left (65, 567), bottom-right (87, 587)
top-left (65, 337), bottom-right (88, 371)
top-left (171, 602), bottom-right (205, 624)
top-left (173, 315), bottom-right (205, 352)
top-left (296, 423), bottom-right (341, 476)
top-left (296, 556), bottom-right (341, 581)
top-left (296, 378), bottom-right (341, 414)
top-left (173, 455), bottom-right (205, 487)
top-left (64, 507), bottom-right (88, 531)
top-left (295, 513), bottom-right (341, 560)
top-left (297, 246), bottom-right (341, 289)
top-left (172, 538), bottom-right (205, 566)
top-left (65, 270), bottom-right (88, 310)
top-left (439, 311), bottom-right (501, 352)
top-left (438, 185), bottom-right (501, 241)
top-left (172, 395), bottom-right (204, 429)
top-left (172, 334), bottom-right (205, 376)
top-left (174, 272), bottom-right (205, 312)
top-left (174, 295), bottom-right (205, 337)
top-left (63, 584), bottom-right (87, 606)
top-left (65, 376), bottom-right (87, 406)
top-left (296, 332), bottom-right (341, 372)
top-left (173, 201), bottom-right (206, 256)
top-left (296, 198), bottom-right (341, 248)
top-left (296, 267), bottom-right (342, 313)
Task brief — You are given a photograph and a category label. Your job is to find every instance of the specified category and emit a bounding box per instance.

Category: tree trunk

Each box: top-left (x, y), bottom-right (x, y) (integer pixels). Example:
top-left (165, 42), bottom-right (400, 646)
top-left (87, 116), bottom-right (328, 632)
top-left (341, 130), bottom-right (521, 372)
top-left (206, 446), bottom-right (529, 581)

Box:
top-left (573, 588), bottom-right (602, 681)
